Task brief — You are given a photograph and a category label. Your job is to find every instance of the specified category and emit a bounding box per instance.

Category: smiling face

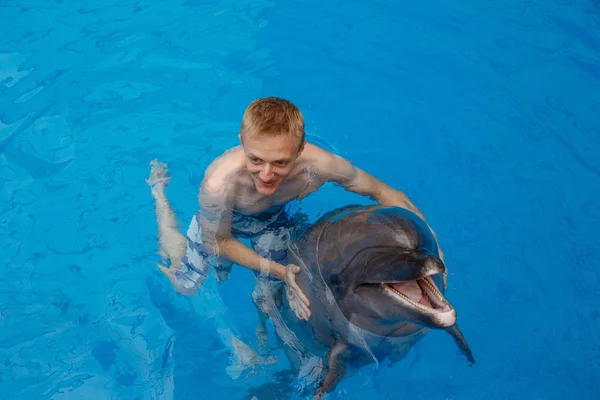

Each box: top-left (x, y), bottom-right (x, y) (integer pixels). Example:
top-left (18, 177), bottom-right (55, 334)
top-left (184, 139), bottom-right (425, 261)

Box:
top-left (238, 97), bottom-right (306, 196)
top-left (241, 132), bottom-right (305, 196)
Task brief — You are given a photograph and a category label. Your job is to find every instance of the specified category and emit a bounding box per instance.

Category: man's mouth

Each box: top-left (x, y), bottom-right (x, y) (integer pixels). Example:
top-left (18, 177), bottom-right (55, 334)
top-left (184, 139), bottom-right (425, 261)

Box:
top-left (258, 179), bottom-right (276, 187)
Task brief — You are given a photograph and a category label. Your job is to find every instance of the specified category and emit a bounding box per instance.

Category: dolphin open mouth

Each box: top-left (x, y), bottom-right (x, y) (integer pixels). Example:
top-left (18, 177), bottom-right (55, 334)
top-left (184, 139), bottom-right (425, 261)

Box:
top-left (382, 276), bottom-right (449, 312)
top-left (382, 274), bottom-right (456, 327)
top-left (354, 273), bottom-right (456, 328)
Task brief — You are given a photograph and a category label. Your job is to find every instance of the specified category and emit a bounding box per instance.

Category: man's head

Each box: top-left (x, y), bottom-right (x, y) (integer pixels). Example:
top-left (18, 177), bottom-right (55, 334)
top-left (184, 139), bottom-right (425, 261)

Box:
top-left (239, 97), bottom-right (306, 196)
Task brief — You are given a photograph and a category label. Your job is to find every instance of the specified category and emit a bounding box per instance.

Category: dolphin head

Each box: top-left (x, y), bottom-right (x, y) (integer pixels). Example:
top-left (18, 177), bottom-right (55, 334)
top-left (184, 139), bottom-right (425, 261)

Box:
top-left (315, 206), bottom-right (457, 337)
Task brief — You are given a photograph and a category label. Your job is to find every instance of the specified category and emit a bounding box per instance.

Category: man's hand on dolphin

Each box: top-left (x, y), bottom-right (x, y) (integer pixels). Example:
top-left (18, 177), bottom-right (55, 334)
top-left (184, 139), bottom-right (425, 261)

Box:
top-left (284, 264), bottom-right (311, 320)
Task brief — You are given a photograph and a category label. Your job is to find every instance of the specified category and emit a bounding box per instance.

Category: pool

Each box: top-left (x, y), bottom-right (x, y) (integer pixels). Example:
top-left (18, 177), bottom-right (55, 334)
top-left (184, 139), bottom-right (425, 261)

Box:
top-left (1, 0), bottom-right (599, 399)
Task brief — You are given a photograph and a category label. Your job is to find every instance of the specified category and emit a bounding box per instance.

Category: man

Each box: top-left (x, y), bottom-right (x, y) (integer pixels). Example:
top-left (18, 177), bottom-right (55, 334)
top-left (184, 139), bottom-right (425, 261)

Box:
top-left (147, 97), bottom-right (446, 349)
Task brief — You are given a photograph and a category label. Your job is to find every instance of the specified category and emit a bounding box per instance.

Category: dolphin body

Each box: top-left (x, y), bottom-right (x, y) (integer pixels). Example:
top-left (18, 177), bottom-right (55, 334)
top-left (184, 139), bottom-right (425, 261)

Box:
top-left (267, 204), bottom-right (475, 399)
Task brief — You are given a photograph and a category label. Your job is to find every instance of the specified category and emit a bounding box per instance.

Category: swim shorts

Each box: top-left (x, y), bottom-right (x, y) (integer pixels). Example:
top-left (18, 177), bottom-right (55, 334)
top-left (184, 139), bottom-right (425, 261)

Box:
top-left (171, 205), bottom-right (303, 294)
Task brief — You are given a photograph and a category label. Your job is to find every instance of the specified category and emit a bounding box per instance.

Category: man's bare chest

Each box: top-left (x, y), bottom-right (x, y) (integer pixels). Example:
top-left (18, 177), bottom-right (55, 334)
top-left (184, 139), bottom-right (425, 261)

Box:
top-left (234, 175), bottom-right (323, 215)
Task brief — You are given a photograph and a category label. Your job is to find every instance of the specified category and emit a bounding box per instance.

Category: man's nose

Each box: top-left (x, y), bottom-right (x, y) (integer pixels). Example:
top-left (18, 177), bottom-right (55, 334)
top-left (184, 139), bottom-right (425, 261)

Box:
top-left (259, 165), bottom-right (274, 180)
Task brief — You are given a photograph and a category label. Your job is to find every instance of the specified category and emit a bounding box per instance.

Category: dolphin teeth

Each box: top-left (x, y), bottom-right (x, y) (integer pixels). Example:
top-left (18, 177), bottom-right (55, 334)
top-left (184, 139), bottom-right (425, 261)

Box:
top-left (386, 284), bottom-right (430, 311)
top-left (384, 277), bottom-right (447, 312)
top-left (421, 277), bottom-right (444, 302)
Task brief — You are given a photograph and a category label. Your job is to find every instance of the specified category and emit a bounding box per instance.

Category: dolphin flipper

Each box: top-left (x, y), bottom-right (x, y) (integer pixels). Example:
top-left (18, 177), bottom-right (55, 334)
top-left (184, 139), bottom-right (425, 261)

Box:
top-left (314, 340), bottom-right (349, 400)
top-left (446, 324), bottom-right (475, 365)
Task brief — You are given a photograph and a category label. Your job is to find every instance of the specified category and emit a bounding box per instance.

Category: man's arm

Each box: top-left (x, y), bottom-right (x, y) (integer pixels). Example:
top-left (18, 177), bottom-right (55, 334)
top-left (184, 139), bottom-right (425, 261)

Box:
top-left (313, 150), bottom-right (426, 218)
top-left (197, 177), bottom-right (311, 319)
top-left (313, 149), bottom-right (447, 287)
top-left (198, 181), bottom-right (280, 275)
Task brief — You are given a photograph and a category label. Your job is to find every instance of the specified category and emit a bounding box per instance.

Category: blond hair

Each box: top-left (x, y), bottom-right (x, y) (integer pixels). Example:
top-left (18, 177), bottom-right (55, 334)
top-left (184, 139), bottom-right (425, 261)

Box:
top-left (240, 97), bottom-right (305, 144)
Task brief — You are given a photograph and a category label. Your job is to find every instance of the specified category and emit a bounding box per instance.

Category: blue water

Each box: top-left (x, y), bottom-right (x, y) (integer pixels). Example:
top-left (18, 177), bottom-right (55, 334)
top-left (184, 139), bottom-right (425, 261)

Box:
top-left (1, 0), bottom-right (599, 399)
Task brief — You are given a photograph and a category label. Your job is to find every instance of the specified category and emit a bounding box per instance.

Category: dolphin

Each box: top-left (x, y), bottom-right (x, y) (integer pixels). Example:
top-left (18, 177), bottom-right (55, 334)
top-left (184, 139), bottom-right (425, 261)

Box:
top-left (263, 204), bottom-right (475, 399)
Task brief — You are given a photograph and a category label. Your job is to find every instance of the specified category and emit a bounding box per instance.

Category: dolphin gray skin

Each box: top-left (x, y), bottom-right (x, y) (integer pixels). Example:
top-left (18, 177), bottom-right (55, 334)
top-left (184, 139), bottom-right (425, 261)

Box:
top-left (267, 204), bottom-right (475, 399)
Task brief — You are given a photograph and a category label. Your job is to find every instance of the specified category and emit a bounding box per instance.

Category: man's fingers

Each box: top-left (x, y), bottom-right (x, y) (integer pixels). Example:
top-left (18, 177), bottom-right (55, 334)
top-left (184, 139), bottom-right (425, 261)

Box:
top-left (299, 294), bottom-right (311, 318)
top-left (286, 287), bottom-right (311, 320)
top-left (285, 264), bottom-right (311, 319)
top-left (286, 266), bottom-right (311, 307)
top-left (292, 282), bottom-right (311, 307)
top-left (296, 303), bottom-right (309, 320)
top-left (300, 302), bottom-right (311, 319)
top-left (289, 285), bottom-right (310, 313)
top-left (293, 295), bottom-right (310, 318)
top-left (157, 263), bottom-right (172, 276)
top-left (289, 297), bottom-right (308, 320)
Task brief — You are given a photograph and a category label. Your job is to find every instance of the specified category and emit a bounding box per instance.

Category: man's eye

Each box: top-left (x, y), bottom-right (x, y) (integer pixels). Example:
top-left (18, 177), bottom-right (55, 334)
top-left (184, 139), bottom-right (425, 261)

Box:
top-left (251, 158), bottom-right (261, 164)
top-left (275, 161), bottom-right (287, 167)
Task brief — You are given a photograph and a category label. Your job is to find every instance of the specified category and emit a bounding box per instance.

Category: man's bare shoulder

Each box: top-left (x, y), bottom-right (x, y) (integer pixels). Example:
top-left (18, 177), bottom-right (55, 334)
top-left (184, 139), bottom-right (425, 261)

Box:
top-left (301, 142), bottom-right (347, 168)
top-left (201, 146), bottom-right (246, 194)
top-left (300, 142), bottom-right (334, 163)
top-left (300, 141), bottom-right (355, 182)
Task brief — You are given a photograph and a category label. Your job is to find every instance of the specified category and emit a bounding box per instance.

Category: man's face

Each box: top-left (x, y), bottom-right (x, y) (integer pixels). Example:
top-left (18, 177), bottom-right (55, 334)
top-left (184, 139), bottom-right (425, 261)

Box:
top-left (241, 132), bottom-right (304, 196)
